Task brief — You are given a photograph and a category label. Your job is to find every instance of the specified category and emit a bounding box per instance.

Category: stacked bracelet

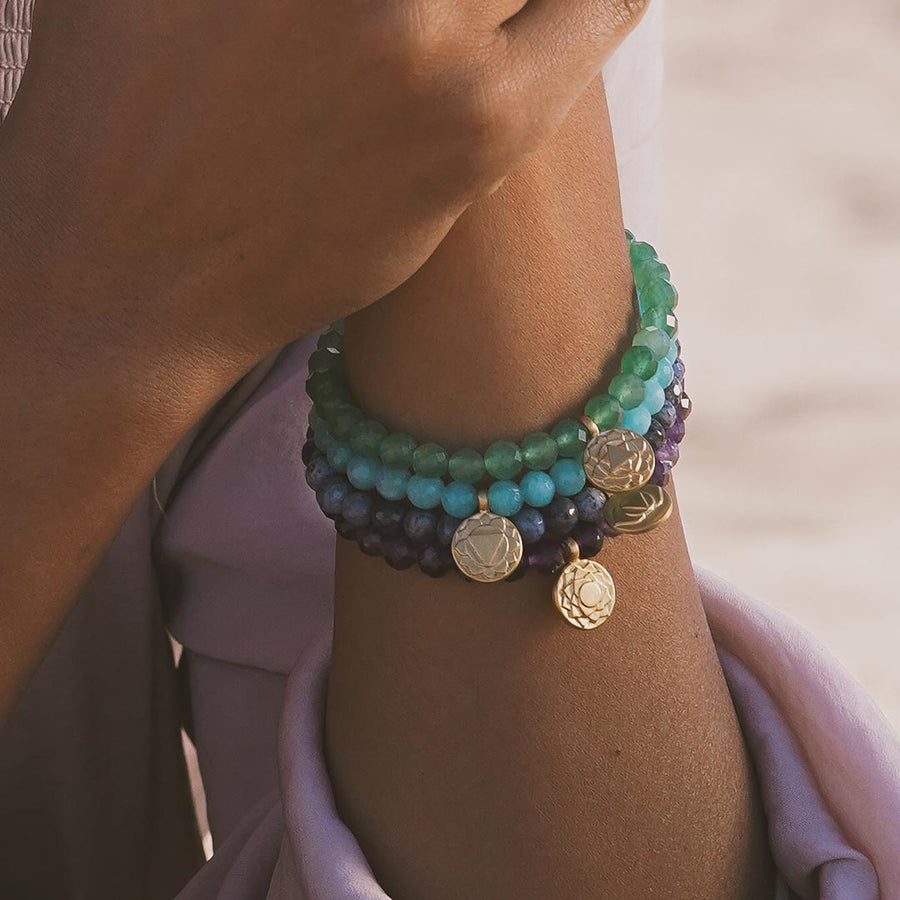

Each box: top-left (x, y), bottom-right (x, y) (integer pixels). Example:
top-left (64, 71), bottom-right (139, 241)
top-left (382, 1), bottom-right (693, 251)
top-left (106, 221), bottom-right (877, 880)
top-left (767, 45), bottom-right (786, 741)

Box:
top-left (303, 231), bottom-right (690, 630)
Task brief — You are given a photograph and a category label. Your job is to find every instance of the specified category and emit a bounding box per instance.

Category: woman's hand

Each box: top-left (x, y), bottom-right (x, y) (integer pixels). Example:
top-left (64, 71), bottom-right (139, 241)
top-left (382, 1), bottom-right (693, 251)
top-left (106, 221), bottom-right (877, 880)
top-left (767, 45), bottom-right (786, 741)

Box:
top-left (2, 0), bottom-right (649, 362)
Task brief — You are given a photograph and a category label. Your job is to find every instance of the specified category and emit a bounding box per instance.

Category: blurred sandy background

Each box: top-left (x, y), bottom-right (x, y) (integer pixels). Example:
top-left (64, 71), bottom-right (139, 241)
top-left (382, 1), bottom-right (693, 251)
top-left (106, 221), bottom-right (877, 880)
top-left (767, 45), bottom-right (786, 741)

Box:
top-left (661, 0), bottom-right (900, 728)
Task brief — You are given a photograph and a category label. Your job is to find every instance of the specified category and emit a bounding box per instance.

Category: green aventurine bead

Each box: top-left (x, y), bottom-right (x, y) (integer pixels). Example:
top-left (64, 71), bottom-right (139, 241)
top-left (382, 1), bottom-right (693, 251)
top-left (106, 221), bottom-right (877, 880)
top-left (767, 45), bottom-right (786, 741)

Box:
top-left (349, 419), bottom-right (387, 458)
top-left (608, 373), bottom-right (645, 410)
top-left (332, 405), bottom-right (364, 439)
top-left (633, 258), bottom-right (671, 287)
top-left (552, 419), bottom-right (589, 458)
top-left (640, 306), bottom-right (679, 337)
top-left (629, 240), bottom-right (657, 264)
top-left (633, 326), bottom-right (671, 361)
top-left (413, 442), bottom-right (450, 478)
top-left (379, 433), bottom-right (416, 468)
top-left (449, 448), bottom-right (485, 484)
top-left (584, 394), bottom-right (623, 429)
top-left (484, 440), bottom-right (523, 480)
top-left (621, 345), bottom-right (658, 380)
top-left (521, 432), bottom-right (558, 471)
top-left (640, 278), bottom-right (679, 311)
top-left (307, 348), bottom-right (340, 374)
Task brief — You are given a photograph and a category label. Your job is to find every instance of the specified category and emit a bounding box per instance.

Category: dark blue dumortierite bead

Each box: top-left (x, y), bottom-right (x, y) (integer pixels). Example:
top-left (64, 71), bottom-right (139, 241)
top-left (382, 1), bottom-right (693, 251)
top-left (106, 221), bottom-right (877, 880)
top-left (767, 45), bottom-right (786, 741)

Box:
top-left (653, 401), bottom-right (677, 431)
top-left (649, 460), bottom-right (672, 487)
top-left (418, 545), bottom-right (453, 578)
top-left (372, 498), bottom-right (405, 535)
top-left (436, 514), bottom-right (462, 547)
top-left (404, 509), bottom-right (438, 544)
top-left (357, 528), bottom-right (383, 557)
top-left (543, 496), bottom-right (578, 536)
top-left (317, 476), bottom-right (351, 518)
top-left (573, 487), bottom-right (608, 524)
top-left (664, 380), bottom-right (684, 405)
top-left (301, 439), bottom-right (317, 466)
top-left (644, 419), bottom-right (667, 450)
top-left (305, 454), bottom-right (335, 491)
top-left (382, 534), bottom-right (418, 570)
top-left (342, 490), bottom-right (374, 528)
top-left (512, 507), bottom-right (546, 545)
top-left (672, 357), bottom-right (686, 382)
top-left (335, 517), bottom-right (357, 540)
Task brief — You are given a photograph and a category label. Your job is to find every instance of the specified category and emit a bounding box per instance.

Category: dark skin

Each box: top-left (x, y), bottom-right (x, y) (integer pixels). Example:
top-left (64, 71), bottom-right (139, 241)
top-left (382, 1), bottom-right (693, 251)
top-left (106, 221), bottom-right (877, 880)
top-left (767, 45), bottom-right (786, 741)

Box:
top-left (326, 75), bottom-right (776, 898)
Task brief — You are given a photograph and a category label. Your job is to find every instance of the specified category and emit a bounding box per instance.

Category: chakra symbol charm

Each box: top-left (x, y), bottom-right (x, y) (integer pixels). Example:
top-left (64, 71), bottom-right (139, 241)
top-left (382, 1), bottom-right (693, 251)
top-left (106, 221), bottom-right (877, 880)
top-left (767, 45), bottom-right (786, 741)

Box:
top-left (603, 484), bottom-right (673, 535)
top-left (553, 559), bottom-right (616, 629)
top-left (583, 427), bottom-right (656, 493)
top-left (451, 511), bottom-right (523, 583)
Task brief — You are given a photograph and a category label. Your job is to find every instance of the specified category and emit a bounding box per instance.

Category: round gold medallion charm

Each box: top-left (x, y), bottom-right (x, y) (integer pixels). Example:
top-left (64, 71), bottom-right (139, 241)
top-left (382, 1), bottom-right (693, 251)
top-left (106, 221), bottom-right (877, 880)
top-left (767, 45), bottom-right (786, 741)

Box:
top-left (553, 559), bottom-right (616, 630)
top-left (451, 511), bottom-right (523, 583)
top-left (583, 427), bottom-right (656, 493)
top-left (603, 484), bottom-right (673, 535)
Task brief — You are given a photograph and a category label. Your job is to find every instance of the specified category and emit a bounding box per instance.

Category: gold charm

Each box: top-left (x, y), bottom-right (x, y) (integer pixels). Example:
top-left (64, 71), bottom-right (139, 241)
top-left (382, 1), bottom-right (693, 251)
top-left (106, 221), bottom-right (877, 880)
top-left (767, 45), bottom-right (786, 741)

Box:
top-left (452, 510), bottom-right (523, 583)
top-left (554, 557), bottom-right (616, 630)
top-left (603, 484), bottom-right (673, 535)
top-left (582, 426), bottom-right (656, 493)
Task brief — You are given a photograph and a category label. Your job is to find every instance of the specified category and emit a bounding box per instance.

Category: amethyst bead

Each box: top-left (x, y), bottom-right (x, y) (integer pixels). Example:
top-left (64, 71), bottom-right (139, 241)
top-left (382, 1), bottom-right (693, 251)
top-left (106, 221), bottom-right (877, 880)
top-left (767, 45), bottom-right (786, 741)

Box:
top-left (572, 487), bottom-right (608, 524)
top-left (649, 460), bottom-right (672, 487)
top-left (317, 476), bottom-right (351, 519)
top-left (527, 541), bottom-right (566, 574)
top-left (357, 528), bottom-right (384, 557)
top-left (371, 499), bottom-right (405, 535)
top-left (305, 455), bottom-right (335, 491)
top-left (677, 392), bottom-right (693, 420)
top-left (668, 416), bottom-right (686, 444)
top-left (512, 507), bottom-right (546, 545)
top-left (644, 419), bottom-right (667, 450)
top-left (657, 439), bottom-right (681, 467)
top-left (543, 496), bottom-right (578, 536)
top-left (600, 518), bottom-right (620, 538)
top-left (382, 534), bottom-right (418, 570)
top-left (418, 545), bottom-right (453, 578)
top-left (653, 401), bottom-right (677, 431)
top-left (404, 508), bottom-right (438, 544)
top-left (572, 522), bottom-right (604, 558)
top-left (342, 490), bottom-right (374, 528)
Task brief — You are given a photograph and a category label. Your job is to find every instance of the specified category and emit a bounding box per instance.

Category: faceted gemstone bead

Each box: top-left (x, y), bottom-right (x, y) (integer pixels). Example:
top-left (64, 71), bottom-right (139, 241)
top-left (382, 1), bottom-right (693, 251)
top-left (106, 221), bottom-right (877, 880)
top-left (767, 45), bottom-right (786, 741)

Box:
top-left (375, 467), bottom-right (410, 502)
top-left (301, 440), bottom-right (316, 466)
top-left (484, 441), bottom-right (524, 480)
top-left (653, 401), bottom-right (677, 431)
top-left (317, 476), bottom-right (351, 519)
top-left (649, 460), bottom-right (672, 487)
top-left (305, 454), bottom-right (335, 491)
top-left (549, 458), bottom-right (586, 497)
top-left (357, 528), bottom-right (384, 557)
top-left (624, 228), bottom-right (635, 242)
top-left (633, 258), bottom-right (671, 287)
top-left (664, 380), bottom-right (684, 405)
top-left (633, 327), bottom-right (671, 362)
top-left (527, 541), bottom-right (566, 574)
top-left (620, 405), bottom-right (651, 435)
top-left (341, 490), bottom-right (374, 528)
top-left (331, 405), bottom-right (364, 440)
top-left (316, 328), bottom-right (343, 352)
top-left (654, 358), bottom-right (674, 389)
top-left (418, 545), bottom-right (453, 578)
top-left (621, 345), bottom-right (658, 380)
top-left (584, 394), bottom-right (623, 430)
top-left (350, 419), bottom-right (388, 458)
top-left (487, 480), bottom-right (524, 517)
top-left (609, 373), bottom-right (645, 410)
top-left (372, 499), bottom-right (405, 534)
top-left (512, 507), bottom-right (546, 545)
top-left (640, 378), bottom-right (666, 415)
top-left (639, 278), bottom-right (678, 312)
top-left (316, 386), bottom-right (353, 419)
top-left (448, 448), bottom-right (486, 484)
top-left (677, 392), bottom-right (693, 419)
top-left (312, 419), bottom-right (335, 452)
top-left (657, 439), bottom-right (680, 467)
top-left (600, 518), bottom-right (620, 538)
top-left (644, 419), bottom-right (667, 450)
top-left (520, 470), bottom-right (556, 508)
top-left (672, 357), bottom-right (686, 382)
top-left (404, 508), bottom-right (438, 543)
top-left (413, 442), bottom-right (450, 478)
top-left (326, 442), bottom-right (352, 473)
top-left (629, 240), bottom-right (657, 264)
top-left (347, 455), bottom-right (381, 490)
top-left (307, 347), bottom-right (340, 374)
top-left (441, 481), bottom-right (478, 518)
top-left (382, 534), bottom-right (418, 570)
top-left (521, 432), bottom-right (558, 471)
top-left (573, 486), bottom-right (608, 523)
top-left (407, 474), bottom-right (444, 509)
top-left (334, 518), bottom-right (357, 540)
top-left (552, 419), bottom-right (589, 459)
top-left (543, 495), bottom-right (578, 536)
top-left (436, 514), bottom-right (462, 546)
top-left (572, 522), bottom-right (604, 558)
top-left (379, 433), bottom-right (416, 469)
top-left (668, 416), bottom-right (686, 444)
top-left (666, 339), bottom-right (679, 364)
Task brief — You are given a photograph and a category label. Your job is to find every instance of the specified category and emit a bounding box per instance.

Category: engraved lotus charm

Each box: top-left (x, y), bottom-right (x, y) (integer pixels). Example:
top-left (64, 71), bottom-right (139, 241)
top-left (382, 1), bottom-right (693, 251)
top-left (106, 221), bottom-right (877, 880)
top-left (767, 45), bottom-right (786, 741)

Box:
top-left (451, 511), bottom-right (523, 583)
top-left (553, 559), bottom-right (616, 629)
top-left (583, 427), bottom-right (655, 493)
top-left (603, 484), bottom-right (673, 535)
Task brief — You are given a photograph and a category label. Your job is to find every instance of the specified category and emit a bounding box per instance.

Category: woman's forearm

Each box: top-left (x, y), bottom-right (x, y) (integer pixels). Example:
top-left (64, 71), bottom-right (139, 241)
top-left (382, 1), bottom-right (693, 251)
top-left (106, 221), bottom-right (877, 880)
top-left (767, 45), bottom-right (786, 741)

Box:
top-left (325, 75), bottom-right (775, 899)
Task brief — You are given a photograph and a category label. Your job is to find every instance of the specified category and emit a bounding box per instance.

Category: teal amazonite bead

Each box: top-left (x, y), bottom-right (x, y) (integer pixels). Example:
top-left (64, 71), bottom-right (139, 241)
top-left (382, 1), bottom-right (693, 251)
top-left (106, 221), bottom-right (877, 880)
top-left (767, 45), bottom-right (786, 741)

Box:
top-left (552, 419), bottom-right (589, 458)
top-left (347, 455), bottom-right (381, 490)
top-left (584, 394), bottom-right (623, 430)
top-left (621, 406), bottom-right (651, 435)
top-left (376, 467), bottom-right (410, 502)
top-left (407, 475), bottom-right (444, 509)
top-left (331, 405), bottom-right (364, 439)
top-left (349, 419), bottom-right (387, 458)
top-left (633, 326), bottom-right (671, 362)
top-left (549, 458), bottom-right (586, 497)
top-left (484, 441), bottom-right (523, 480)
top-left (521, 432), bottom-right (558, 470)
top-left (487, 480), bottom-right (523, 517)
top-left (621, 345), bottom-right (658, 380)
top-left (654, 358), bottom-right (674, 388)
top-left (520, 470), bottom-right (555, 507)
top-left (379, 433), bottom-right (416, 468)
top-left (609, 373), bottom-right (645, 410)
top-left (441, 481), bottom-right (478, 518)
top-left (413, 442), bottom-right (449, 478)
top-left (326, 442), bottom-right (352, 473)
top-left (665, 339), bottom-right (678, 364)
top-left (641, 378), bottom-right (666, 415)
top-left (448, 448), bottom-right (485, 484)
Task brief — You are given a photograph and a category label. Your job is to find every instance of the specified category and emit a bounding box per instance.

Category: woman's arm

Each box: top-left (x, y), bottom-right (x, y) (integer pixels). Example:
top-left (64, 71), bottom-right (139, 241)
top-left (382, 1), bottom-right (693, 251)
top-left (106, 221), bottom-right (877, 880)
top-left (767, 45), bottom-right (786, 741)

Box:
top-left (326, 75), bottom-right (776, 900)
